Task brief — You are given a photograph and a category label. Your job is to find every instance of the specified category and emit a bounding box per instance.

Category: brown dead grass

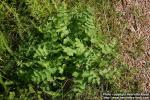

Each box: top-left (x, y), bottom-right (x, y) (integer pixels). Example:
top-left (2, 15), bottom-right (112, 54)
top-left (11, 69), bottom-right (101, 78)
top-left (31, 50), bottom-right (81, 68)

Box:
top-left (115, 0), bottom-right (150, 92)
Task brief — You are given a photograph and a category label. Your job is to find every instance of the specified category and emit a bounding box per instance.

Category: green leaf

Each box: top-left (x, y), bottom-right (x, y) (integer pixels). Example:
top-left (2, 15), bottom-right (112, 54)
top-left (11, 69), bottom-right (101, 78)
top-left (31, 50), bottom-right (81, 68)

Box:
top-left (72, 72), bottom-right (79, 78)
top-left (61, 30), bottom-right (69, 38)
top-left (63, 47), bottom-right (75, 56)
top-left (75, 38), bottom-right (86, 55)
top-left (63, 37), bottom-right (71, 44)
top-left (82, 71), bottom-right (90, 77)
top-left (37, 60), bottom-right (50, 68)
top-left (58, 67), bottom-right (64, 74)
top-left (8, 92), bottom-right (15, 100)
top-left (54, 77), bottom-right (65, 80)
top-left (44, 91), bottom-right (60, 97)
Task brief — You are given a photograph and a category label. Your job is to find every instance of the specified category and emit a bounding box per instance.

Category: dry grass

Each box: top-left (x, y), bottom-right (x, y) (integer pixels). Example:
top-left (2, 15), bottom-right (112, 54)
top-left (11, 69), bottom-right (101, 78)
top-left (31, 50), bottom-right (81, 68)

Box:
top-left (114, 0), bottom-right (150, 92)
top-left (88, 0), bottom-right (150, 93)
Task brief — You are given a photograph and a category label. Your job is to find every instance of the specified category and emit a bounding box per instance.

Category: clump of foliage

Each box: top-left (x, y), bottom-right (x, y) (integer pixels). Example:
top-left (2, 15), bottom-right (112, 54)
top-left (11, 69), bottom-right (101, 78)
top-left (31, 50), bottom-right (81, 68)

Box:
top-left (0, 0), bottom-right (140, 99)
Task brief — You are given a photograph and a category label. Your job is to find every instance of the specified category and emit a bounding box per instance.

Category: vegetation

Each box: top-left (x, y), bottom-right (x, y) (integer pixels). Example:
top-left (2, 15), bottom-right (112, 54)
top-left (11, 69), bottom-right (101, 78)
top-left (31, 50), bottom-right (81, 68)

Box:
top-left (0, 0), bottom-right (144, 99)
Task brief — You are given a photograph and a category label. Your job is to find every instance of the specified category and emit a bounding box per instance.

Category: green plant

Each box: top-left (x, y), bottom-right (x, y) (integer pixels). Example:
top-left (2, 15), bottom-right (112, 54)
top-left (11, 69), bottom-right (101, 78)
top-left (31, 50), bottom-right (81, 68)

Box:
top-left (10, 1), bottom-right (119, 98)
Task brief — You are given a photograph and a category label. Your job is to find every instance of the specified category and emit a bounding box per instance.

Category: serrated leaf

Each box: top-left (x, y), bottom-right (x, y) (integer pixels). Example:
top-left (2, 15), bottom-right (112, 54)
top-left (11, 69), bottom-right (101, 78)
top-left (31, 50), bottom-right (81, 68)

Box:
top-left (72, 72), bottom-right (79, 77)
top-left (37, 60), bottom-right (50, 68)
top-left (61, 30), bottom-right (69, 38)
top-left (75, 38), bottom-right (86, 55)
top-left (82, 71), bottom-right (89, 77)
top-left (55, 77), bottom-right (65, 80)
top-left (63, 37), bottom-right (71, 44)
top-left (44, 91), bottom-right (60, 97)
top-left (63, 47), bottom-right (75, 56)
top-left (58, 67), bottom-right (64, 74)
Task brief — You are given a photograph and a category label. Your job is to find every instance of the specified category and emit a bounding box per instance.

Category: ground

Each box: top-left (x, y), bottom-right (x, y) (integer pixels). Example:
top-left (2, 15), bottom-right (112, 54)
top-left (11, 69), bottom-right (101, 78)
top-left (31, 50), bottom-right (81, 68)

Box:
top-left (115, 0), bottom-right (150, 92)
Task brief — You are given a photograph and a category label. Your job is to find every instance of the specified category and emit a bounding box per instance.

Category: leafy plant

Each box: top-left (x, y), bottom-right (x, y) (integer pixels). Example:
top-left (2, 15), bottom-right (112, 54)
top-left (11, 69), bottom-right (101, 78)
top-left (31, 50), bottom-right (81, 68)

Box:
top-left (11, 1), bottom-right (119, 98)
